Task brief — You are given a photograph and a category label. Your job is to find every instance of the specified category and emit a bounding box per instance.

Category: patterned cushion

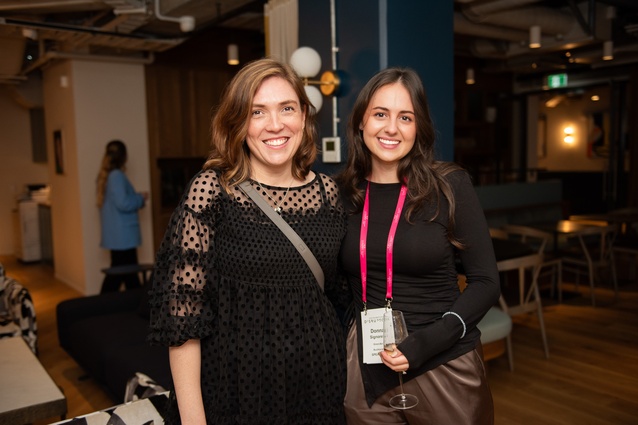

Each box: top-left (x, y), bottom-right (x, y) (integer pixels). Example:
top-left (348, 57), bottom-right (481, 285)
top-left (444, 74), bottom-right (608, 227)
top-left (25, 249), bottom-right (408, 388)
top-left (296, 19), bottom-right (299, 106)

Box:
top-left (50, 391), bottom-right (170, 425)
top-left (0, 273), bottom-right (38, 354)
top-left (124, 372), bottom-right (167, 403)
top-left (0, 263), bottom-right (7, 315)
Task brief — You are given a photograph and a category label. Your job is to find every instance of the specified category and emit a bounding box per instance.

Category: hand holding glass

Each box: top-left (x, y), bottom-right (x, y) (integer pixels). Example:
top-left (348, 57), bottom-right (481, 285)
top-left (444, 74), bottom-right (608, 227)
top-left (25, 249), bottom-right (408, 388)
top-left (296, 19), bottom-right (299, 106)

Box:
top-left (383, 309), bottom-right (418, 409)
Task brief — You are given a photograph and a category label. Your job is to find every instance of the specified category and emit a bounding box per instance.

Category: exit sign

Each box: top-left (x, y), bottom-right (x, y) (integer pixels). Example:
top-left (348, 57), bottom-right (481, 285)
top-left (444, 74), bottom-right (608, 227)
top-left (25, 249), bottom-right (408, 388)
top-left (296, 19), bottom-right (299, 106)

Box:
top-left (547, 73), bottom-right (568, 88)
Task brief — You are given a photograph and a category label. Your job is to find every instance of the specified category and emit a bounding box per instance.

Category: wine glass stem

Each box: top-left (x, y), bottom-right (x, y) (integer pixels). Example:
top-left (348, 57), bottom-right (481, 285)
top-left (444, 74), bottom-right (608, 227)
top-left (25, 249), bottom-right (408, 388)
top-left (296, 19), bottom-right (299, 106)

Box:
top-left (398, 372), bottom-right (406, 395)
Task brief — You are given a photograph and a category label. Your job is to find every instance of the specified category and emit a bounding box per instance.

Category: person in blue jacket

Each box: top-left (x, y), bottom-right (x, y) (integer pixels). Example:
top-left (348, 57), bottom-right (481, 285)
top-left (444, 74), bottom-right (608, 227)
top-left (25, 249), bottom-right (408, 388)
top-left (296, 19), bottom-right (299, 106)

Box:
top-left (96, 140), bottom-right (148, 293)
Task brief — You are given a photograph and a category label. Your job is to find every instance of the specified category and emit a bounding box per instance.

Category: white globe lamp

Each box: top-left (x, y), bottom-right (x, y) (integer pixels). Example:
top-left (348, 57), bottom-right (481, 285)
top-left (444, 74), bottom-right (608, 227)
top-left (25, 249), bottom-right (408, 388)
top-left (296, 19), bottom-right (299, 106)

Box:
top-left (290, 47), bottom-right (322, 78)
top-left (304, 85), bottom-right (323, 112)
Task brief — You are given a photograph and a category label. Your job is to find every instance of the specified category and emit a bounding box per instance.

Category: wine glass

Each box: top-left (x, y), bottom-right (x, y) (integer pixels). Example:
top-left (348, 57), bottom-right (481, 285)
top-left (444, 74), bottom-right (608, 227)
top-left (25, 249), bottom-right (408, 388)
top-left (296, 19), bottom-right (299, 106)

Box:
top-left (383, 309), bottom-right (419, 410)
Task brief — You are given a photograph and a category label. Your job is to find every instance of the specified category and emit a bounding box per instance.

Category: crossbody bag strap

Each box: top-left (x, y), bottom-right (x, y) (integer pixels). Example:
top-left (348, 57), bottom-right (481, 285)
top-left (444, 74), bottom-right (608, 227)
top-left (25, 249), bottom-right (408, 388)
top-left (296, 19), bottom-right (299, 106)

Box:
top-left (239, 181), bottom-right (325, 291)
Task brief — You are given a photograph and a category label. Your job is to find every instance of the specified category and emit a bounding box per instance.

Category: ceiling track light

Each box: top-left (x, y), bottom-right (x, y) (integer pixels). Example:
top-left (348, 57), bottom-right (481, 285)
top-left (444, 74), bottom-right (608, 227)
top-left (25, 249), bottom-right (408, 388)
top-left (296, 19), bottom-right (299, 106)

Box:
top-left (529, 25), bottom-right (541, 49)
top-left (465, 68), bottom-right (475, 85)
top-left (603, 40), bottom-right (614, 60)
top-left (227, 44), bottom-right (239, 65)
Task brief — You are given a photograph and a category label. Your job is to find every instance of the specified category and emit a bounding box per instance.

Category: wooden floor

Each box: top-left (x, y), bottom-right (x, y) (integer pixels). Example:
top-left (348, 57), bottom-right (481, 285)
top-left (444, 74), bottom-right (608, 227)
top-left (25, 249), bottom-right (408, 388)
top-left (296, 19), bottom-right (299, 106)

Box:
top-left (2, 254), bottom-right (638, 424)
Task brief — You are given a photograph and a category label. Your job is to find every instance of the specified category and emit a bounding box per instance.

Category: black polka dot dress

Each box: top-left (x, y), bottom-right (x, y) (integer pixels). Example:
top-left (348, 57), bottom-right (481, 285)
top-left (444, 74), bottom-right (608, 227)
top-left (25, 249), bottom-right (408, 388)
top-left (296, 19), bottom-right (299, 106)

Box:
top-left (148, 169), bottom-right (348, 424)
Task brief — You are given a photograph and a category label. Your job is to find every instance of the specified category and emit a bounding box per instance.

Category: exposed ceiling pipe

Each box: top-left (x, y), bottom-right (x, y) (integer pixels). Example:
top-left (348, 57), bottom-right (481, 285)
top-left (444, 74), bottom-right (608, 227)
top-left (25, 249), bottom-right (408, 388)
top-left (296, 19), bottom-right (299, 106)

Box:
top-left (572, 39), bottom-right (638, 59)
top-left (22, 50), bottom-right (155, 75)
top-left (461, 0), bottom-right (543, 21)
top-left (0, 75), bottom-right (28, 83)
top-left (566, 0), bottom-right (594, 36)
top-left (455, 12), bottom-right (528, 42)
top-left (455, 1), bottom-right (619, 60)
top-left (104, 0), bottom-right (152, 34)
top-left (470, 39), bottom-right (515, 58)
top-left (1, 16), bottom-right (187, 42)
top-left (595, 0), bottom-right (638, 10)
top-left (0, 0), bottom-right (106, 12)
top-left (464, 6), bottom-right (576, 35)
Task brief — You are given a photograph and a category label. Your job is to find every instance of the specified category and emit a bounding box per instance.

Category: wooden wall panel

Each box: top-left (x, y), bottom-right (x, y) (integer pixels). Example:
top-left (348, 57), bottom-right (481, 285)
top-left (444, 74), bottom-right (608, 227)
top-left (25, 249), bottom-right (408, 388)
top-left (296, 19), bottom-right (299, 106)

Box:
top-left (145, 28), bottom-right (265, 250)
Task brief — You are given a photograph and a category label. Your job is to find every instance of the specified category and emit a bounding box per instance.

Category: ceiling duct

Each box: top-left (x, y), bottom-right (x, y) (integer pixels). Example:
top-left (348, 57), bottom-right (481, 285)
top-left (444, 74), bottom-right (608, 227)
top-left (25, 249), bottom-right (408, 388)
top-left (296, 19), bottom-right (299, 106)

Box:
top-left (460, 1), bottom-right (576, 38)
top-left (0, 1), bottom-right (108, 13)
top-left (104, 0), bottom-right (151, 33)
top-left (455, 0), bottom-right (617, 63)
top-left (460, 0), bottom-right (542, 19)
top-left (0, 35), bottom-right (26, 74)
top-left (455, 12), bottom-right (528, 42)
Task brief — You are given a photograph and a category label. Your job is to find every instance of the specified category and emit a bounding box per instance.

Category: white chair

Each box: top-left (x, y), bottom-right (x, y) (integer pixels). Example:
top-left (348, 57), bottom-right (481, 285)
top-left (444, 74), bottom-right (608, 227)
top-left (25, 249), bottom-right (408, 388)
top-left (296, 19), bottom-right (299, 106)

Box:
top-left (477, 306), bottom-right (513, 371)
top-left (560, 221), bottom-right (618, 306)
top-left (458, 274), bottom-right (513, 371)
top-left (497, 253), bottom-right (550, 359)
top-left (502, 224), bottom-right (563, 303)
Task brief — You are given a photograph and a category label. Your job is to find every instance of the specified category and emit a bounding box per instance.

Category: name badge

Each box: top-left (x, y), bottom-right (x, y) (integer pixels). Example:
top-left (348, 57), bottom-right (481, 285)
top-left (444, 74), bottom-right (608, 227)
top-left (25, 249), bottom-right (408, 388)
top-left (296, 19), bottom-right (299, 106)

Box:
top-left (360, 308), bottom-right (386, 364)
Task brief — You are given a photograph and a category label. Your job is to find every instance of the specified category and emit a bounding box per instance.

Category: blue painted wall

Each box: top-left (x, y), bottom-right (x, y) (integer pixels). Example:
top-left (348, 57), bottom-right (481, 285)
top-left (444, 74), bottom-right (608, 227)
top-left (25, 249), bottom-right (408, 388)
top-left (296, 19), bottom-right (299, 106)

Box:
top-left (299, 0), bottom-right (454, 174)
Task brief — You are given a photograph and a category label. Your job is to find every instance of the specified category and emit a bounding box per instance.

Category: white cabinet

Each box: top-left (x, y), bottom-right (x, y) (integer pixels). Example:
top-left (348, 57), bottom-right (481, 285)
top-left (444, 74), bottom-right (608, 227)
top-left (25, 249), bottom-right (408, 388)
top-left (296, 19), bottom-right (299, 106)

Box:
top-left (14, 201), bottom-right (41, 262)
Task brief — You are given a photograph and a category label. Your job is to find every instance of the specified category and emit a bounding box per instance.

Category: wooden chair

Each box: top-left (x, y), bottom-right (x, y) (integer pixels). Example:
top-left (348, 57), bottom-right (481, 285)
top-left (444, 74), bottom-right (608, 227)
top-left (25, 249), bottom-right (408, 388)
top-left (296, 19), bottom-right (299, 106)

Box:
top-left (496, 253), bottom-right (550, 359)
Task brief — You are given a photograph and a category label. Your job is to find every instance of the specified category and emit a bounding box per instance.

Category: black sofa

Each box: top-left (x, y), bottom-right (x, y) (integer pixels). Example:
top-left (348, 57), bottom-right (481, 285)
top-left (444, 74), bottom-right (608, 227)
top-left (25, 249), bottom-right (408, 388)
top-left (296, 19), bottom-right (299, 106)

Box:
top-left (56, 287), bottom-right (171, 402)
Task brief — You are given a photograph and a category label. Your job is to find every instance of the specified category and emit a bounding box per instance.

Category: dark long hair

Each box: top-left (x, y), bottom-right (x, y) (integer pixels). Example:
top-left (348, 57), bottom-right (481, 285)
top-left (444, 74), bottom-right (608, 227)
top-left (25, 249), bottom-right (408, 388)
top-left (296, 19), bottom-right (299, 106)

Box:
top-left (203, 58), bottom-right (318, 192)
top-left (96, 140), bottom-right (127, 208)
top-left (336, 67), bottom-right (464, 249)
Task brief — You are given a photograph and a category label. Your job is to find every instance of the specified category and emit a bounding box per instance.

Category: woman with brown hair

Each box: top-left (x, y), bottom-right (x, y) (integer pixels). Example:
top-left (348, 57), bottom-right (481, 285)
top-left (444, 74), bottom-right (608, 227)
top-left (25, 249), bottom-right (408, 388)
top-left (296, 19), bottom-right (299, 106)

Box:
top-left (148, 58), bottom-right (349, 424)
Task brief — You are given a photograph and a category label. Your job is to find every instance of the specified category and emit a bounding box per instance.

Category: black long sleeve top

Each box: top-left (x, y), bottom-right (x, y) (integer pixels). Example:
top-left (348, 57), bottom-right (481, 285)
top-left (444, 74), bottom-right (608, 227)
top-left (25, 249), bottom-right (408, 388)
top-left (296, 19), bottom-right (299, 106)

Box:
top-left (339, 169), bottom-right (501, 405)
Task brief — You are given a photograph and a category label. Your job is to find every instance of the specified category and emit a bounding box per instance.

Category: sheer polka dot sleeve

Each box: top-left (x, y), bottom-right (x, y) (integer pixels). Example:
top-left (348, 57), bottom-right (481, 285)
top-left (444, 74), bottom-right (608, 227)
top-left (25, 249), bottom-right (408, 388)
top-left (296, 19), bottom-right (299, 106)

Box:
top-left (148, 170), bottom-right (220, 346)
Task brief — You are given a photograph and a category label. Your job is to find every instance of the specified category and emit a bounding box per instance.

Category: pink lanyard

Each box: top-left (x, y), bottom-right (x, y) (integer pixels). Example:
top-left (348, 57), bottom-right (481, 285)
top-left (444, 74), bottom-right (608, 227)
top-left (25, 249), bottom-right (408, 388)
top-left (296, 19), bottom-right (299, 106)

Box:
top-left (359, 182), bottom-right (408, 310)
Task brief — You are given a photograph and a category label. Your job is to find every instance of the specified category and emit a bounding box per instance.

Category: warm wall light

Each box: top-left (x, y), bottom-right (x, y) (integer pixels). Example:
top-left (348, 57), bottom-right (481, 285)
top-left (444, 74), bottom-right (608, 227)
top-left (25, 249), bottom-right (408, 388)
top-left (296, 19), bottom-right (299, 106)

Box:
top-left (465, 68), bottom-right (475, 85)
top-left (227, 44), bottom-right (239, 65)
top-left (563, 126), bottom-right (575, 144)
top-left (591, 95), bottom-right (600, 101)
top-left (603, 40), bottom-right (613, 60)
top-left (290, 46), bottom-right (343, 112)
top-left (529, 25), bottom-right (541, 49)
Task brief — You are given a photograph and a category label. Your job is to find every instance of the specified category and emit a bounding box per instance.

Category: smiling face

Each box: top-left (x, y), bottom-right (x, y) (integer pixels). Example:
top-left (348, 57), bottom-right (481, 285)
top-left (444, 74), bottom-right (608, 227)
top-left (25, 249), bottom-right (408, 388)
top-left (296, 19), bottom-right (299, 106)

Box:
top-left (360, 82), bottom-right (416, 182)
top-left (246, 76), bottom-right (306, 182)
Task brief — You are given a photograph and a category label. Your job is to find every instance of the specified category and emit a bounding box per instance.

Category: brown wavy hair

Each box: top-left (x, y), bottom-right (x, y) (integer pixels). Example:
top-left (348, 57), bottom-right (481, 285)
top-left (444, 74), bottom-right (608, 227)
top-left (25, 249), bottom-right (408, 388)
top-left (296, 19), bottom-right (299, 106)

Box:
top-left (335, 67), bottom-right (464, 249)
top-left (96, 140), bottom-right (127, 208)
top-left (203, 58), bottom-right (318, 192)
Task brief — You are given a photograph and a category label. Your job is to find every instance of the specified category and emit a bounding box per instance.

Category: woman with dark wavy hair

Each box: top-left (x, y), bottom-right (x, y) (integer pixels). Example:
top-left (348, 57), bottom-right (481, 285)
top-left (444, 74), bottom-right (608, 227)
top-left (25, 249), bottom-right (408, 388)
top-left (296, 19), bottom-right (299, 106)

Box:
top-left (149, 58), bottom-right (349, 424)
top-left (337, 67), bottom-right (499, 424)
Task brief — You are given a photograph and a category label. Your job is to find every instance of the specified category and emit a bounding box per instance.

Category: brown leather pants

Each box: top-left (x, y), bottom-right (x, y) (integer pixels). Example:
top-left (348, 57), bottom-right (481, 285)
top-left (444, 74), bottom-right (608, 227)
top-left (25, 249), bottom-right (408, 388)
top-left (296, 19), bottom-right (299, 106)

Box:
top-left (344, 325), bottom-right (494, 425)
